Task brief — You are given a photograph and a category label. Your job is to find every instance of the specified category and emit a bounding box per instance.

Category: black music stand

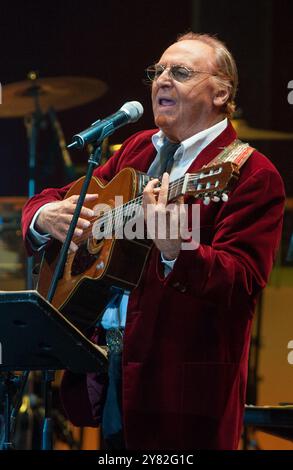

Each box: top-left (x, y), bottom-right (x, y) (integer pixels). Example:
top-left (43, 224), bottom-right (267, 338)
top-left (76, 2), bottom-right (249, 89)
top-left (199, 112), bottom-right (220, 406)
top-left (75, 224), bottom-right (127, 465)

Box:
top-left (0, 290), bottom-right (107, 450)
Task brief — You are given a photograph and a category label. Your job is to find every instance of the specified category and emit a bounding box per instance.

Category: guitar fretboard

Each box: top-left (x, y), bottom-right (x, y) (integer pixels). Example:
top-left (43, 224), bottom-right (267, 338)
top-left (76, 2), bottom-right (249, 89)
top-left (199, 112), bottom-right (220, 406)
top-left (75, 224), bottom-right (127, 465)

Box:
top-left (92, 168), bottom-right (223, 238)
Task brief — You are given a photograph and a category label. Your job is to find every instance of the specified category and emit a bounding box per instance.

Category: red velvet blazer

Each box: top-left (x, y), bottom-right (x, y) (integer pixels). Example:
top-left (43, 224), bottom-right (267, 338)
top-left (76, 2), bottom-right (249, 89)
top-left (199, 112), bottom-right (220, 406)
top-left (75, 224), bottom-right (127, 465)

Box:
top-left (22, 122), bottom-right (285, 449)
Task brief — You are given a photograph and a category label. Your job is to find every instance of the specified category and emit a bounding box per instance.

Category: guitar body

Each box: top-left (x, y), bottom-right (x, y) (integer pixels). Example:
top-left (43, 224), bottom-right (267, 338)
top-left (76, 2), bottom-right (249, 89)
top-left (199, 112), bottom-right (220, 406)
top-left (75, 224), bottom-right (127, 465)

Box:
top-left (37, 160), bottom-right (239, 330)
top-left (37, 167), bottom-right (152, 330)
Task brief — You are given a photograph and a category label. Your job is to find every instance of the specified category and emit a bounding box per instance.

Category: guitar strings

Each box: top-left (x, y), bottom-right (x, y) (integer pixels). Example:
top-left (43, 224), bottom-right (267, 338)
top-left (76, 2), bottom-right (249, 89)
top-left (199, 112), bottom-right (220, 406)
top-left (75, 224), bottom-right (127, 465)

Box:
top-left (73, 174), bottom-right (190, 245)
top-left (71, 170), bottom-right (217, 245)
top-left (71, 170), bottom-right (220, 245)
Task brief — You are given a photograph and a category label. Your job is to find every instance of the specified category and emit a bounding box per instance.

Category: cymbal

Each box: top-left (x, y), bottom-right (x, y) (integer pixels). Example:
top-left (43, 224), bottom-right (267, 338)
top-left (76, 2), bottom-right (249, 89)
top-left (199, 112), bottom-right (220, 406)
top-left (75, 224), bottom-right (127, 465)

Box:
top-left (232, 119), bottom-right (293, 140)
top-left (0, 76), bottom-right (108, 118)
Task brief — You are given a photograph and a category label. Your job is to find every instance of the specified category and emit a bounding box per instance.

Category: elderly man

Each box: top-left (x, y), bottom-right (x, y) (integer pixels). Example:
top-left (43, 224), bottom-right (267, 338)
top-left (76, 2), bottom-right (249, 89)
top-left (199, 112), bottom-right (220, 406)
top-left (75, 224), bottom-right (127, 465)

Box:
top-left (22, 32), bottom-right (285, 449)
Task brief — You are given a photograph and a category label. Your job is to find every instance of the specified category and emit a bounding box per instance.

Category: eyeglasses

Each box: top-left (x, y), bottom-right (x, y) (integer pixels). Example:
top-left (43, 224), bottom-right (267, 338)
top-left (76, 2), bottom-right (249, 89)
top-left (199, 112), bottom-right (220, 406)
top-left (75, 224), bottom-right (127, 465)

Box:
top-left (145, 64), bottom-right (217, 83)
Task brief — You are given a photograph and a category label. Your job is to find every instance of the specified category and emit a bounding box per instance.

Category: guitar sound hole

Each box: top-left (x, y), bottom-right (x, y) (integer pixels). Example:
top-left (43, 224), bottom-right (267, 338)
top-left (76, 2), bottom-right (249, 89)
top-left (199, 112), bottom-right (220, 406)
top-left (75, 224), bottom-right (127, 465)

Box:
top-left (71, 243), bottom-right (97, 276)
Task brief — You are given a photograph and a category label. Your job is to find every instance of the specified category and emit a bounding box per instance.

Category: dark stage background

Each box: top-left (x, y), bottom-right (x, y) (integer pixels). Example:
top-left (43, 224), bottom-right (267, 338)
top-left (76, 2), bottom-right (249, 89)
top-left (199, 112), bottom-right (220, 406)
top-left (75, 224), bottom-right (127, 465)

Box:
top-left (0, 0), bottom-right (292, 196)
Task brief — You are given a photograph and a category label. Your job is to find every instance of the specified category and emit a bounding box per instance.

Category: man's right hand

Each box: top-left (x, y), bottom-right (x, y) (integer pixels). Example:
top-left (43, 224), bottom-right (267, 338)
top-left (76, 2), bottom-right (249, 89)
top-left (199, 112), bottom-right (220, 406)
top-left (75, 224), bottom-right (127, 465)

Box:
top-left (35, 193), bottom-right (98, 252)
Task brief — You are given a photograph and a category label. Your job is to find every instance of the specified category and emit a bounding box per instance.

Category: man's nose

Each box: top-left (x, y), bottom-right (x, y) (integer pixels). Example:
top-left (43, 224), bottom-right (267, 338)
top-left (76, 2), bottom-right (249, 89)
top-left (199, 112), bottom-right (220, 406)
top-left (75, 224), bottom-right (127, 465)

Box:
top-left (156, 69), bottom-right (173, 85)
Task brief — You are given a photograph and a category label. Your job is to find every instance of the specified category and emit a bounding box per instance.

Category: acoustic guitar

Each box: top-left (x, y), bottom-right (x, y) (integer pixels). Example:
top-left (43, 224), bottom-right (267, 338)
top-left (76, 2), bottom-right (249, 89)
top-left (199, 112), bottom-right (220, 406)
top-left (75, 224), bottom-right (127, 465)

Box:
top-left (37, 162), bottom-right (239, 330)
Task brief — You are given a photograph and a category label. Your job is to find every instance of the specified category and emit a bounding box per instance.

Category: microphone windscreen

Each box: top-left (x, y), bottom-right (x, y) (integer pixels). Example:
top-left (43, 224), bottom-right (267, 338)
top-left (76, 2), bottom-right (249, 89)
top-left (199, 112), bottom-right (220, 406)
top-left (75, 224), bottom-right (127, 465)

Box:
top-left (120, 101), bottom-right (144, 122)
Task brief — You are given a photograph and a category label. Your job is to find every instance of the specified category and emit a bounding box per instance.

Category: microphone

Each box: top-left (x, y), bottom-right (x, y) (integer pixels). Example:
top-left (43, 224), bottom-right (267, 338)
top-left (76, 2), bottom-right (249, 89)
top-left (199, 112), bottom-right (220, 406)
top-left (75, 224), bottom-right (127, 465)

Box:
top-left (67, 101), bottom-right (144, 149)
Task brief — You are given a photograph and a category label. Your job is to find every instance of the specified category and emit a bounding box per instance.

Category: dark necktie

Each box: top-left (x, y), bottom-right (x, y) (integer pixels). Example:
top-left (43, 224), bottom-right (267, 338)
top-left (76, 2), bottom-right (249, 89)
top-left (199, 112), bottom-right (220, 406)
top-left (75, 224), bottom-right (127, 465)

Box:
top-left (148, 140), bottom-right (180, 177)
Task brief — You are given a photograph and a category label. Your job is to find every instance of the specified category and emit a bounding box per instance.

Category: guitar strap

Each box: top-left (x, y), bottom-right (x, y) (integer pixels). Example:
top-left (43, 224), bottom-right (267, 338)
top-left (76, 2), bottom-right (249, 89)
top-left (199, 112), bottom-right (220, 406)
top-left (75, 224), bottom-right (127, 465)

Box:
top-left (205, 138), bottom-right (255, 170)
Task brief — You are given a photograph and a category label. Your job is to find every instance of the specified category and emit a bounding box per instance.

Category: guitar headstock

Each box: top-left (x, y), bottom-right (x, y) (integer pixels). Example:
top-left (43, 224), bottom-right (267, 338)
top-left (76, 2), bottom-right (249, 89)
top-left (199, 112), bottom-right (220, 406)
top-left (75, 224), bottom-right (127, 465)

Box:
top-left (185, 161), bottom-right (240, 202)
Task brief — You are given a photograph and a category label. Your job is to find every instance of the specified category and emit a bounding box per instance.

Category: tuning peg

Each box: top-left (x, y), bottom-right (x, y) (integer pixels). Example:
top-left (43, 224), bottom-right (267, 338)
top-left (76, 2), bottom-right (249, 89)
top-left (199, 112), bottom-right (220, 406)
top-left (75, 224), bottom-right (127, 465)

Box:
top-left (212, 195), bottom-right (220, 203)
top-left (221, 193), bottom-right (229, 202)
top-left (203, 196), bottom-right (211, 205)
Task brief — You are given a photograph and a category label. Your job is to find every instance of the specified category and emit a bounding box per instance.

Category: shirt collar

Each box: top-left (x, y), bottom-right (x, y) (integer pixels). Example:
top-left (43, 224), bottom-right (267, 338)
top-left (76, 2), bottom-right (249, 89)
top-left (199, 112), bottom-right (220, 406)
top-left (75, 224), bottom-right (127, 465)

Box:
top-left (152, 118), bottom-right (228, 158)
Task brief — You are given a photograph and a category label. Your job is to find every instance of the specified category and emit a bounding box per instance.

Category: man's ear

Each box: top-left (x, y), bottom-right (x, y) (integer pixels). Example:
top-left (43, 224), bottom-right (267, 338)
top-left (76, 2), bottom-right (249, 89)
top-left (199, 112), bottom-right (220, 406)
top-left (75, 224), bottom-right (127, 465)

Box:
top-left (213, 87), bottom-right (230, 107)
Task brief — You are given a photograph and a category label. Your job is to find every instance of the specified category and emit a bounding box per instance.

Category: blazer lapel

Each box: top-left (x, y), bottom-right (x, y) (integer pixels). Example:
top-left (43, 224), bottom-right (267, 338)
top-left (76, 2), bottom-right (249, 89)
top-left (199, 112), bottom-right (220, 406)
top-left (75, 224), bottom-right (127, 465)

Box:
top-left (186, 121), bottom-right (238, 173)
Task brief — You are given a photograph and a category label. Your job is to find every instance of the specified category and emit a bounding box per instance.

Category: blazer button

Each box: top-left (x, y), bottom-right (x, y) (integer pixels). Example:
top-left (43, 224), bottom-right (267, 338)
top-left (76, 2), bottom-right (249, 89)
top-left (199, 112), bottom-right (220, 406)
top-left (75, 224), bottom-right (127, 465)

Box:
top-left (172, 282), bottom-right (186, 293)
top-left (172, 282), bottom-right (180, 289)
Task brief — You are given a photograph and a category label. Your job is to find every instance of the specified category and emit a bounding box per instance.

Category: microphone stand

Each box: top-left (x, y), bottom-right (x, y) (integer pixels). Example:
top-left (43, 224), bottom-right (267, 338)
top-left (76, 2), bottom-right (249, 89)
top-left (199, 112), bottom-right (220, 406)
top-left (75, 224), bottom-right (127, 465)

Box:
top-left (41, 142), bottom-right (104, 449)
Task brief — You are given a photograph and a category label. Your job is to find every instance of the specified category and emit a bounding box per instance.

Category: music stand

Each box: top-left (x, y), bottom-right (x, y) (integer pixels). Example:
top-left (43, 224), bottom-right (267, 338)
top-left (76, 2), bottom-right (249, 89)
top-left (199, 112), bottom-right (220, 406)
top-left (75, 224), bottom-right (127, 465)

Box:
top-left (0, 290), bottom-right (107, 450)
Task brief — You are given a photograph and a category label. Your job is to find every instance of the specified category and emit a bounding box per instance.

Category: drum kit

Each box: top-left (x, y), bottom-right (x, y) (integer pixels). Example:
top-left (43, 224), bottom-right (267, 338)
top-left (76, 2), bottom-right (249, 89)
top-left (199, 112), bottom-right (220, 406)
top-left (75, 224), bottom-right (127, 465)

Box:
top-left (0, 73), bottom-right (108, 291)
top-left (0, 72), bottom-right (108, 196)
top-left (0, 73), bottom-right (108, 185)
top-left (0, 73), bottom-right (108, 117)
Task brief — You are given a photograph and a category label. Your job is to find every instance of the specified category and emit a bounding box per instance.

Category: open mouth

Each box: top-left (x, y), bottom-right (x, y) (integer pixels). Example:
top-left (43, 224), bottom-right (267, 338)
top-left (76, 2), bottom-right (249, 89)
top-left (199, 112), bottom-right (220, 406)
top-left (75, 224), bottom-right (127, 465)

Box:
top-left (158, 98), bottom-right (176, 106)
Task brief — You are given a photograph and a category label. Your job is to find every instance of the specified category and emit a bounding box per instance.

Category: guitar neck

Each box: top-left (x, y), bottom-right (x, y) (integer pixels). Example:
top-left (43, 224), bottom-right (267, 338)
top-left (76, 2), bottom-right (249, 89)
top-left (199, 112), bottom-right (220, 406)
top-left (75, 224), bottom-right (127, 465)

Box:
top-left (93, 173), bottom-right (199, 238)
top-left (92, 162), bottom-right (237, 238)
